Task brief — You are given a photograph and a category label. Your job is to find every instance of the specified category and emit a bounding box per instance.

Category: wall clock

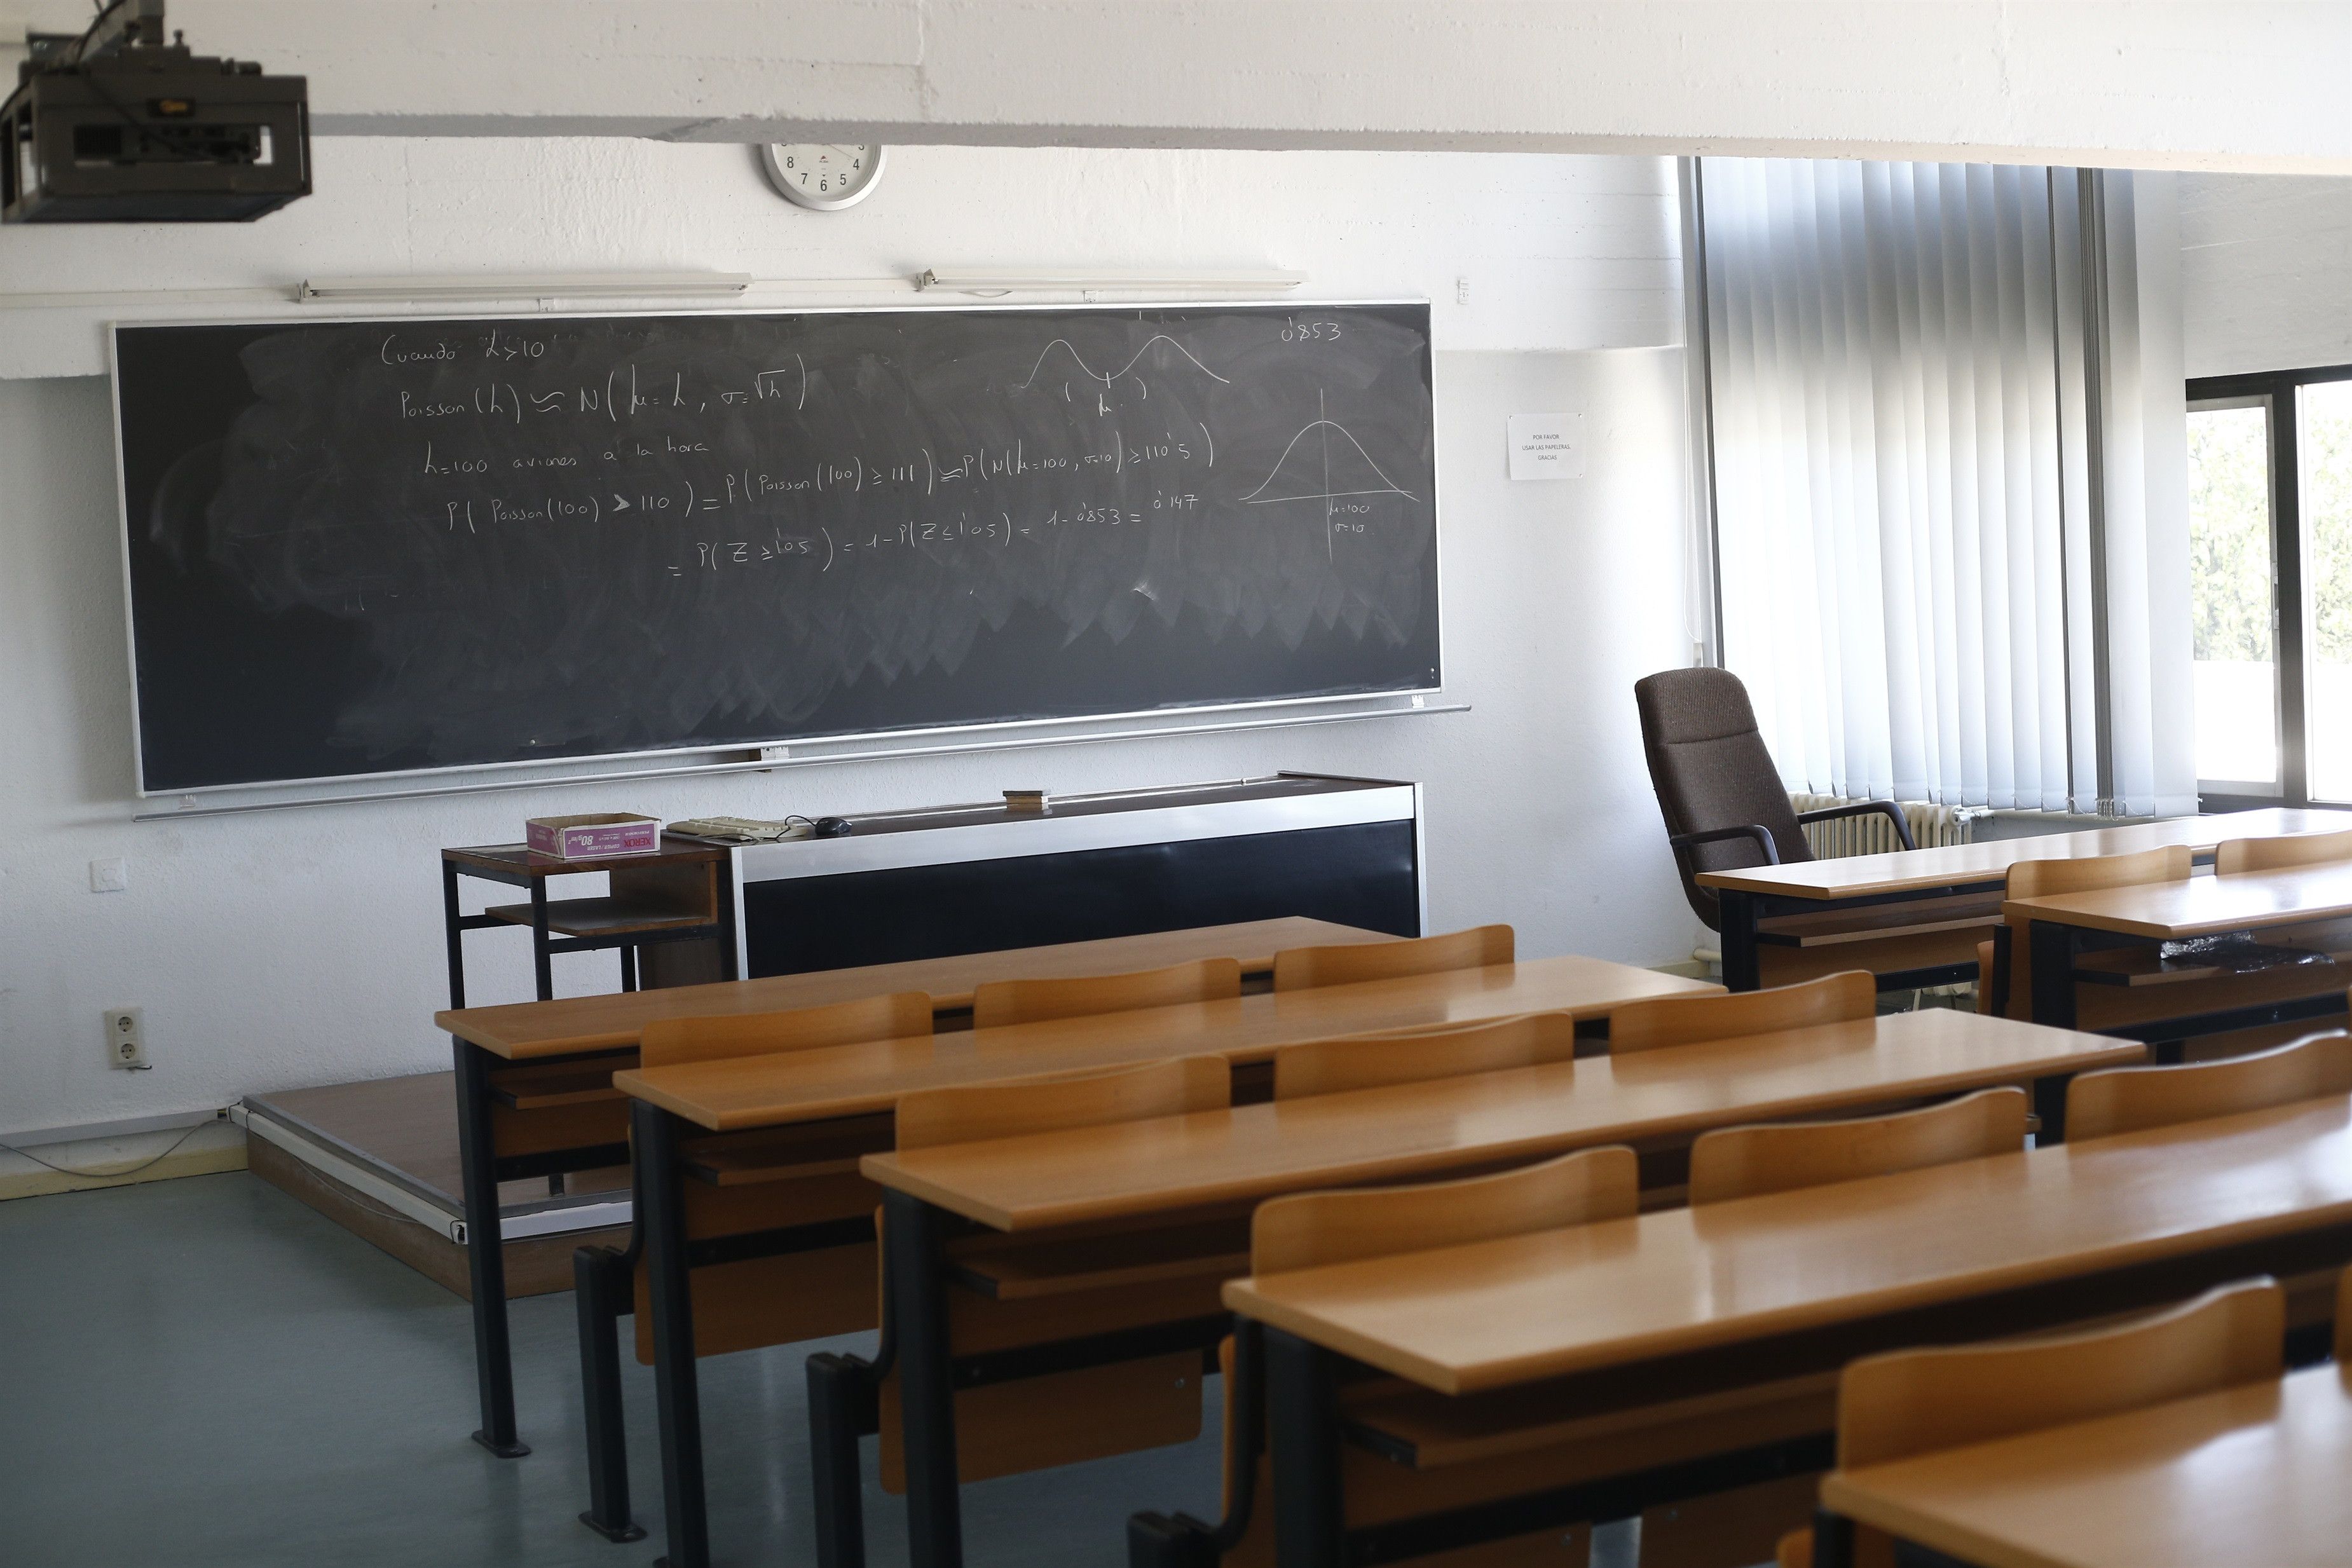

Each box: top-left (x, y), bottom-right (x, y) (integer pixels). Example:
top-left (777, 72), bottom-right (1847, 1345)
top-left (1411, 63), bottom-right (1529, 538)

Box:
top-left (760, 144), bottom-right (885, 211)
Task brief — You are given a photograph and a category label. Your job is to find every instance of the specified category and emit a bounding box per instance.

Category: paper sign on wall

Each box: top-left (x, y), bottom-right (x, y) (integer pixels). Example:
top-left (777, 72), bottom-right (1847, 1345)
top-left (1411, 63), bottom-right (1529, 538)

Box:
top-left (1507, 412), bottom-right (1585, 481)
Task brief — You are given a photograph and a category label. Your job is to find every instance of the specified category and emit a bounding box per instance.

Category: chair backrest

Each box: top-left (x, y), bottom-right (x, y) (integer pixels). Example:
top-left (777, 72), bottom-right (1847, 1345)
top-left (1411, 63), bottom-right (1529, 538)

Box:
top-left (1248, 1145), bottom-right (1639, 1275)
top-left (1836, 1278), bottom-right (2284, 1468)
top-left (892, 1054), bottom-right (1230, 1152)
top-left (1271, 1011), bottom-right (1582, 1100)
top-left (637, 990), bottom-right (933, 1070)
top-left (1688, 1086), bottom-right (2030, 1205)
top-left (1609, 971), bottom-right (1875, 1056)
top-left (1632, 667), bottom-right (1814, 932)
top-left (969, 957), bottom-right (1242, 1030)
top-left (2067, 1030), bottom-right (2352, 1142)
top-left (2216, 827), bottom-right (2352, 876)
top-left (1986, 845), bottom-right (2192, 1019)
top-left (1271, 925), bottom-right (1513, 992)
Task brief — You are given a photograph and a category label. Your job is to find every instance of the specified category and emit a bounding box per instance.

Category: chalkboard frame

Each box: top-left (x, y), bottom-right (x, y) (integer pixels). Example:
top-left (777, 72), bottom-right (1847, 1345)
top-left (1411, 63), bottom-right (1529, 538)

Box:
top-left (110, 297), bottom-right (1445, 796)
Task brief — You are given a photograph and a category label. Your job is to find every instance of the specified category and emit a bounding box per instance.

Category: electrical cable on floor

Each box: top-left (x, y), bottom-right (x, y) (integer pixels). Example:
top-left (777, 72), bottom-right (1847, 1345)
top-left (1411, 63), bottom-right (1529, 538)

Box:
top-left (0, 1118), bottom-right (221, 1179)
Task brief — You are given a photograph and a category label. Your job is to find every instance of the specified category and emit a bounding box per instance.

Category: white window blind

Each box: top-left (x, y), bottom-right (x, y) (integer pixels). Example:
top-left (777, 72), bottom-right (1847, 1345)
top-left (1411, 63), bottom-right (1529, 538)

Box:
top-left (1697, 158), bottom-right (2193, 815)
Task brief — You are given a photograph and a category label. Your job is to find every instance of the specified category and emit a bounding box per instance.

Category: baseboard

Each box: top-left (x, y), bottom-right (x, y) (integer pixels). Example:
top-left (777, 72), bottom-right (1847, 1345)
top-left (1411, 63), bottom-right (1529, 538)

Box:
top-left (0, 1122), bottom-right (247, 1201)
top-left (1650, 957), bottom-right (1716, 981)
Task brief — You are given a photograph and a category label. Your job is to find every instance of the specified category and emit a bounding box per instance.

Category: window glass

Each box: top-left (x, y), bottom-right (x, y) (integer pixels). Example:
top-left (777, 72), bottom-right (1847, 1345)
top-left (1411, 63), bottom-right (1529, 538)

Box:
top-left (2187, 402), bottom-right (2279, 786)
top-left (2303, 381), bottom-right (2352, 801)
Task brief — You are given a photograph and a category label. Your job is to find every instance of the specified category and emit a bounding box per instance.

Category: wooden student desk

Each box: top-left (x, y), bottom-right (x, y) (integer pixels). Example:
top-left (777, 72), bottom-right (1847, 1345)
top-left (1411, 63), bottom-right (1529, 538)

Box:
top-left (858, 1009), bottom-right (2137, 1568)
top-left (613, 955), bottom-right (1716, 1131)
top-left (424, 915), bottom-right (1383, 1468)
top-left (612, 953), bottom-right (1716, 1568)
top-left (866, 1009), bottom-right (2139, 1232)
top-left (1224, 1094), bottom-right (2352, 1567)
top-left (1816, 1362), bottom-right (2352, 1568)
top-left (2006, 862), bottom-right (2352, 1040)
top-left (1695, 808), bottom-right (2352, 993)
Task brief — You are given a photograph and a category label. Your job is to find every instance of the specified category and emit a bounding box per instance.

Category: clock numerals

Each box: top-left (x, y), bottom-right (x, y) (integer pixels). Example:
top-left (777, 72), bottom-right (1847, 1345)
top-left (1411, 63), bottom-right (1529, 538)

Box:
top-left (763, 144), bottom-right (885, 210)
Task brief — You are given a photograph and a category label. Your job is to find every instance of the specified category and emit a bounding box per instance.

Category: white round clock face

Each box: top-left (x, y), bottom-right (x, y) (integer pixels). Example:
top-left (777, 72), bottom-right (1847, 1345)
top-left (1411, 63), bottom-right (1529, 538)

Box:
top-left (760, 144), bottom-right (885, 211)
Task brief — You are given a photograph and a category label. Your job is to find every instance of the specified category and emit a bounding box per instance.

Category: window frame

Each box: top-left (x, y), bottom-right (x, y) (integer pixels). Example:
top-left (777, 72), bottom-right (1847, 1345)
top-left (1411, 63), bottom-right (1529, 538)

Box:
top-left (2189, 362), bottom-right (2352, 812)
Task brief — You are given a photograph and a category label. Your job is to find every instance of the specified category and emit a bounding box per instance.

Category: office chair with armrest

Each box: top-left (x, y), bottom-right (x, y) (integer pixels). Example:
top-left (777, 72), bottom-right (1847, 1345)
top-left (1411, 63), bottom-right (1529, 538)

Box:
top-left (1634, 667), bottom-right (1914, 933)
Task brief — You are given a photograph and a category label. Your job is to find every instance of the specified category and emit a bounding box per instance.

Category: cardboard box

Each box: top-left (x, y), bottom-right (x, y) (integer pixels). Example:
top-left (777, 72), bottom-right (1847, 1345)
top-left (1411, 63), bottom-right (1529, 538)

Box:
top-left (526, 813), bottom-right (662, 859)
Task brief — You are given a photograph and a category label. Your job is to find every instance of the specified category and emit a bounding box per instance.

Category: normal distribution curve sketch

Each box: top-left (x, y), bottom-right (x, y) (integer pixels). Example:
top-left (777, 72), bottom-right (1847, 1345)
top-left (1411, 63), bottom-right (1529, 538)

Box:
top-left (111, 302), bottom-right (1439, 791)
top-left (1239, 390), bottom-right (1423, 558)
top-left (1011, 332), bottom-right (1233, 405)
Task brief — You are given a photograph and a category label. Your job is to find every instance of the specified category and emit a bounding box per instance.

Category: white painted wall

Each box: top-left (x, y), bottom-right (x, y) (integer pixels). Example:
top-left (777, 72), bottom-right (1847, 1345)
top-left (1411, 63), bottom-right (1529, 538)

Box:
top-left (3, 1), bottom-right (2345, 172)
top-left (0, 139), bottom-right (1678, 378)
top-left (0, 140), bottom-right (1697, 1142)
top-left (2178, 174), bottom-right (2352, 377)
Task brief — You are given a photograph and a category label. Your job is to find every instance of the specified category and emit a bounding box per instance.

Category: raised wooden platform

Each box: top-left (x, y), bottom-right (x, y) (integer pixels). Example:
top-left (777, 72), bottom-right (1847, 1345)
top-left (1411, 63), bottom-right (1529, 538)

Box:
top-left (242, 1072), bottom-right (628, 1300)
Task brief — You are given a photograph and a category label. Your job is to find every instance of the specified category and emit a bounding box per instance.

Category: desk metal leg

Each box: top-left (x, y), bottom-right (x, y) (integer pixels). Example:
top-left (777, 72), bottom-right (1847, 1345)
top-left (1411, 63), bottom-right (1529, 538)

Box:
top-left (884, 1189), bottom-right (964, 1568)
top-left (808, 1351), bottom-right (878, 1568)
top-left (1718, 890), bottom-right (1760, 992)
top-left (453, 1038), bottom-right (528, 1457)
top-left (1265, 1326), bottom-right (1344, 1568)
top-left (2033, 1074), bottom-right (2073, 1144)
top-left (442, 859), bottom-right (468, 1010)
top-left (1808, 1507), bottom-right (1856, 1568)
top-left (573, 1241), bottom-right (646, 1541)
top-left (638, 1101), bottom-right (709, 1568)
top-left (531, 880), bottom-right (556, 1000)
top-left (2027, 920), bottom-right (2081, 1030)
top-left (714, 860), bottom-right (741, 983)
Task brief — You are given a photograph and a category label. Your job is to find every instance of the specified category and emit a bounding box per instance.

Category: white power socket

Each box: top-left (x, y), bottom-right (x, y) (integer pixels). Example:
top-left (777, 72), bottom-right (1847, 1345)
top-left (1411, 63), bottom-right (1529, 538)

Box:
top-left (105, 1007), bottom-right (149, 1070)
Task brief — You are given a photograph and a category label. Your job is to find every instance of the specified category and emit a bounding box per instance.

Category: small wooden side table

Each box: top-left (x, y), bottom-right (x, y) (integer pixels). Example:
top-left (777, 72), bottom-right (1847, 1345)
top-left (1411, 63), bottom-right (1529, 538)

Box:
top-left (441, 836), bottom-right (737, 1007)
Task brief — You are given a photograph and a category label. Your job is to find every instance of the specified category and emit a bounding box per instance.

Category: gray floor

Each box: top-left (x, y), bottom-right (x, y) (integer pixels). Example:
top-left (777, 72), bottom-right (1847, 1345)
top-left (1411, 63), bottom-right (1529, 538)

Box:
top-left (0, 1172), bottom-right (1644, 1567)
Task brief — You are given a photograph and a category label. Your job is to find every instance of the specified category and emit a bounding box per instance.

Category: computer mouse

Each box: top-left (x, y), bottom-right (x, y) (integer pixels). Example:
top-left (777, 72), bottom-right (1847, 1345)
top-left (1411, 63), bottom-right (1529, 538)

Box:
top-left (813, 816), bottom-right (852, 837)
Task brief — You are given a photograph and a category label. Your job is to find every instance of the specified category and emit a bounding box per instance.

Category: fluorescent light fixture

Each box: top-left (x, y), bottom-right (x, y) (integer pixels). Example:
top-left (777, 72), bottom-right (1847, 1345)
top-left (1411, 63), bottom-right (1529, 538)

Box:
top-left (299, 271), bottom-right (754, 303)
top-left (917, 268), bottom-right (1305, 295)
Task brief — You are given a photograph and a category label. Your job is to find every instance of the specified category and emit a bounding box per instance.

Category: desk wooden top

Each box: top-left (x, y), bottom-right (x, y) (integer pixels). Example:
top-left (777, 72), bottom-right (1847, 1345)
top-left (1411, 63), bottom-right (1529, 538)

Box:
top-left (863, 1010), bottom-right (2141, 1232)
top-left (443, 836), bottom-right (728, 877)
top-left (614, 956), bottom-right (1720, 1131)
top-left (437, 917), bottom-right (1385, 1058)
top-left (1822, 1363), bottom-right (2352, 1568)
top-left (2006, 861), bottom-right (2352, 939)
top-left (1695, 808), bottom-right (2352, 901)
top-left (1224, 1094), bottom-right (2352, 1396)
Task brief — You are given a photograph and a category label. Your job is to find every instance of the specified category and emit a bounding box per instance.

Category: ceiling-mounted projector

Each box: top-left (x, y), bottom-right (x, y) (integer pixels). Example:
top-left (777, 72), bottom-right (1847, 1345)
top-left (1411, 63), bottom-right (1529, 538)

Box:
top-left (3, 0), bottom-right (309, 222)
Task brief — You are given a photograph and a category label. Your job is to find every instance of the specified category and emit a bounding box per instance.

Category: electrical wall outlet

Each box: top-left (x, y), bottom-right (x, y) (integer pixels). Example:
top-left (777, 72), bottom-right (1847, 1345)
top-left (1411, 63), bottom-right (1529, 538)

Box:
top-left (104, 1007), bottom-right (149, 1070)
top-left (1455, 275), bottom-right (1472, 305)
top-left (89, 857), bottom-right (128, 893)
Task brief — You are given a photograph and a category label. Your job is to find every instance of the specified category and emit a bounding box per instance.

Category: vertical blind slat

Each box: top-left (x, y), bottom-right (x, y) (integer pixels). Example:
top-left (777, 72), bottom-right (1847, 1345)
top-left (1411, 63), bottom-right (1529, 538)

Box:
top-left (1703, 155), bottom-right (2087, 810)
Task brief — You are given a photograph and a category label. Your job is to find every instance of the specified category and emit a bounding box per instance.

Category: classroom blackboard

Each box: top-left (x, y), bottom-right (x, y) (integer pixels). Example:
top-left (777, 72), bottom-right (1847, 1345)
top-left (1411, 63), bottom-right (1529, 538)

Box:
top-left (112, 301), bottom-right (1440, 792)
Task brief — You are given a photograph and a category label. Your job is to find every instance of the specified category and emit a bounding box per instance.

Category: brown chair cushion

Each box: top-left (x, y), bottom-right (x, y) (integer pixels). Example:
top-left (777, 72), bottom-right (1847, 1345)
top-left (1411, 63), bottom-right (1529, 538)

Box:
top-left (1634, 667), bottom-right (1812, 931)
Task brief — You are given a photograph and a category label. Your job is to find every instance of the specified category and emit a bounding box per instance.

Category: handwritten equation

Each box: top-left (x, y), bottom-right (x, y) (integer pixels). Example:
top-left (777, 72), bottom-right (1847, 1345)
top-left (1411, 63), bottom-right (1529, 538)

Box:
top-left (378, 322), bottom-right (1275, 578)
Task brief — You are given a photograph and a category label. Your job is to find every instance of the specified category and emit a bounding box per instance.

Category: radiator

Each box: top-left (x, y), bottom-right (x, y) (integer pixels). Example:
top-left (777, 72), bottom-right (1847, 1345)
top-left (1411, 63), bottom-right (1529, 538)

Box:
top-left (1789, 794), bottom-right (1988, 859)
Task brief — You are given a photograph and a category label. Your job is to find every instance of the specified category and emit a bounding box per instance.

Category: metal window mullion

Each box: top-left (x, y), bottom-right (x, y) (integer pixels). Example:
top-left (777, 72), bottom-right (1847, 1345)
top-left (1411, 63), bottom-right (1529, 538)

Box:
top-left (2277, 378), bottom-right (2310, 803)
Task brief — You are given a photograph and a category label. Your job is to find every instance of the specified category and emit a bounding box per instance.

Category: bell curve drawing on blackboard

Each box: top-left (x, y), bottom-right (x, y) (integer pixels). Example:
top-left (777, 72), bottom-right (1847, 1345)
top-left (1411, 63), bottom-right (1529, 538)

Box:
top-left (1238, 389), bottom-right (1421, 559)
top-left (1009, 335), bottom-right (1421, 561)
